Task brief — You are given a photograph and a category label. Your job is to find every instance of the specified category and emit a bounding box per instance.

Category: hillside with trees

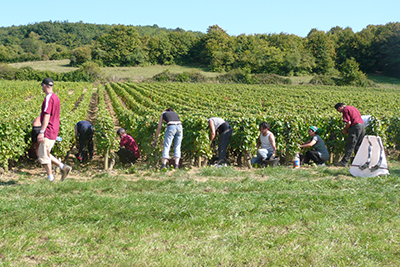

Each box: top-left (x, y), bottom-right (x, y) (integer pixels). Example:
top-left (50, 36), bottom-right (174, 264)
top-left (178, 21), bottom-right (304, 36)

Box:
top-left (0, 21), bottom-right (399, 78)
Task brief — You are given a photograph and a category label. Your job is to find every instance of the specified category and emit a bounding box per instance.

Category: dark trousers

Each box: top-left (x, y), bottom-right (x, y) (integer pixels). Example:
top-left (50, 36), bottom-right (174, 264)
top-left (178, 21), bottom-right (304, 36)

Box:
top-left (78, 129), bottom-right (94, 160)
top-left (218, 128), bottom-right (233, 164)
top-left (342, 123), bottom-right (365, 164)
top-left (117, 148), bottom-right (138, 164)
top-left (304, 151), bottom-right (324, 164)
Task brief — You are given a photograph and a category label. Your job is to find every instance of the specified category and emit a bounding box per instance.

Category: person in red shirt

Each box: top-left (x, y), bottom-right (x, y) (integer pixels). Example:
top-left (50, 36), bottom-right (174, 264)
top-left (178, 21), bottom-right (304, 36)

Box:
top-left (117, 128), bottom-right (140, 165)
top-left (37, 78), bottom-right (71, 181)
top-left (334, 103), bottom-right (365, 166)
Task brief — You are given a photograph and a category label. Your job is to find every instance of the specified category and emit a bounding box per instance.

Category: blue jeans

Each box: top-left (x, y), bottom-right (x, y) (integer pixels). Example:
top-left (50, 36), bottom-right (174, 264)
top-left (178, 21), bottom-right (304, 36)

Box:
top-left (251, 148), bottom-right (273, 164)
top-left (162, 124), bottom-right (183, 159)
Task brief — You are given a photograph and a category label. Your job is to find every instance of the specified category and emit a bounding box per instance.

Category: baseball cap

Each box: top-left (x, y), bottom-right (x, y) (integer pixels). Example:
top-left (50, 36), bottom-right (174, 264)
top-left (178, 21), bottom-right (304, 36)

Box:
top-left (309, 126), bottom-right (320, 134)
top-left (41, 78), bottom-right (54, 86)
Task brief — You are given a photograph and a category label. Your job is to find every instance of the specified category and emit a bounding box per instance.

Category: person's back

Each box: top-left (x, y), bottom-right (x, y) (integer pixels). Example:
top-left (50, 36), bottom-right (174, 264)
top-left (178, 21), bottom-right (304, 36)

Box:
top-left (76, 121), bottom-right (93, 133)
top-left (75, 120), bottom-right (94, 162)
top-left (117, 128), bottom-right (140, 165)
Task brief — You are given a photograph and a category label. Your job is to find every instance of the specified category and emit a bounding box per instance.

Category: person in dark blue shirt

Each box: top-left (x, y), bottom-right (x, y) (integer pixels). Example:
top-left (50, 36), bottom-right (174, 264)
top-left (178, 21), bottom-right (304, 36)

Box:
top-left (75, 121), bottom-right (94, 162)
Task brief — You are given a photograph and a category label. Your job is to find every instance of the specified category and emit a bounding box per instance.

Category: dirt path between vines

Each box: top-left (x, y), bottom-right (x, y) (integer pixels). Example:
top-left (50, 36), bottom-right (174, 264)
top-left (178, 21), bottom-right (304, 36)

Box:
top-left (103, 89), bottom-right (121, 132)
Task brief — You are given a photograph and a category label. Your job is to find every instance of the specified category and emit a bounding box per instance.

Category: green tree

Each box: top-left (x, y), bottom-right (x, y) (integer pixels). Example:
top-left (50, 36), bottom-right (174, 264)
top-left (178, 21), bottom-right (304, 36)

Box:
top-left (379, 23), bottom-right (400, 77)
top-left (306, 29), bottom-right (337, 74)
top-left (339, 58), bottom-right (371, 86)
top-left (327, 26), bottom-right (355, 68)
top-left (199, 25), bottom-right (235, 72)
top-left (70, 46), bottom-right (92, 66)
top-left (20, 32), bottom-right (43, 57)
top-left (93, 25), bottom-right (141, 66)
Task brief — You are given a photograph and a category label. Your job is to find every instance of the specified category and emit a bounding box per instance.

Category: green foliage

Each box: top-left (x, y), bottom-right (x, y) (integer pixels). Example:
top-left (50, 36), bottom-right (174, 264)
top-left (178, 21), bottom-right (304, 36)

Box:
top-left (252, 73), bottom-right (292, 85)
top-left (338, 58), bottom-right (375, 87)
top-left (153, 69), bottom-right (172, 82)
top-left (103, 81), bottom-right (400, 166)
top-left (0, 63), bottom-right (16, 80)
top-left (0, 62), bottom-right (104, 83)
top-left (309, 75), bottom-right (337, 85)
top-left (93, 25), bottom-right (142, 67)
top-left (70, 46), bottom-right (92, 66)
top-left (0, 80), bottom-right (92, 169)
top-left (94, 87), bottom-right (118, 156)
top-left (1, 22), bottom-right (400, 78)
top-left (306, 29), bottom-right (337, 75)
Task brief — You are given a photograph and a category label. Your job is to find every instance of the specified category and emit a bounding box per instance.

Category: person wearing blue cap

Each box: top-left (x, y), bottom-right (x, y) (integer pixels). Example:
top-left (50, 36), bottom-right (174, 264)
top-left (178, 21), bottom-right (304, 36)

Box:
top-left (300, 126), bottom-right (329, 166)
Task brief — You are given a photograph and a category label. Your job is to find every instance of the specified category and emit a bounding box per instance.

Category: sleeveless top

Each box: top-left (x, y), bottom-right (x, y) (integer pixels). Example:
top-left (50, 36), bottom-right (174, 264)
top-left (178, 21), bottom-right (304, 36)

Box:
top-left (260, 132), bottom-right (274, 152)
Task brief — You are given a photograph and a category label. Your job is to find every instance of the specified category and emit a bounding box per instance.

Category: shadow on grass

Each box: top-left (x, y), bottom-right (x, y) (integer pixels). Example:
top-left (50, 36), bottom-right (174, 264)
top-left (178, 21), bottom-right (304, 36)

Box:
top-left (389, 168), bottom-right (400, 176)
top-left (367, 73), bottom-right (400, 85)
top-left (0, 180), bottom-right (18, 186)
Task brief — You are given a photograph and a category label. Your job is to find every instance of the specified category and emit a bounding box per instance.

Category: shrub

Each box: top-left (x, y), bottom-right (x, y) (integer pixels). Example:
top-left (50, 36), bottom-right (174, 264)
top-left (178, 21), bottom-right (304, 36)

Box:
top-left (309, 75), bottom-right (336, 85)
top-left (252, 74), bottom-right (292, 85)
top-left (0, 64), bottom-right (16, 80)
top-left (153, 70), bottom-right (172, 82)
top-left (174, 72), bottom-right (190, 82)
top-left (217, 69), bottom-right (253, 84)
top-left (338, 58), bottom-right (375, 87)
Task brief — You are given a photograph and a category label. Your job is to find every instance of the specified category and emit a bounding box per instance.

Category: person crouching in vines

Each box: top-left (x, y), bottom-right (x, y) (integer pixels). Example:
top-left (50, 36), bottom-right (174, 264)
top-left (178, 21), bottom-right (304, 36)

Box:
top-left (250, 121), bottom-right (277, 165)
top-left (299, 126), bottom-right (329, 166)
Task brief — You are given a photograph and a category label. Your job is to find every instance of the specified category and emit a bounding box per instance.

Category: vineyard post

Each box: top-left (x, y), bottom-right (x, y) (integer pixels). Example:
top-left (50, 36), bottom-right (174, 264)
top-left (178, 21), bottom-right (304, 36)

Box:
top-left (246, 151), bottom-right (252, 169)
top-left (104, 149), bottom-right (109, 170)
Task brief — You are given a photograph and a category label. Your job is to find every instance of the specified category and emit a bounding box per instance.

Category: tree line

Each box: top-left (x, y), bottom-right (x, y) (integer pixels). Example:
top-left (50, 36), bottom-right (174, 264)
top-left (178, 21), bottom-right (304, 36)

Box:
top-left (0, 21), bottom-right (399, 78)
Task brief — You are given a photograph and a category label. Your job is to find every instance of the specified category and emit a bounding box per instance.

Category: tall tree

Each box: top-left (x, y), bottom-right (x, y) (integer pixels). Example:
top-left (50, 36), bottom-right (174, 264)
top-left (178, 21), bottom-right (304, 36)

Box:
top-left (93, 25), bottom-right (141, 66)
top-left (306, 29), bottom-right (337, 74)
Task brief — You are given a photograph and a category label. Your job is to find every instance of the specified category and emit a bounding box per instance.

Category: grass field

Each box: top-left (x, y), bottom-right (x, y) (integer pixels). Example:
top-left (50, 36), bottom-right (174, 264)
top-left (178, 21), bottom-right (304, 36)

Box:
top-left (1, 162), bottom-right (400, 266)
top-left (9, 59), bottom-right (400, 86)
top-left (8, 60), bottom-right (221, 81)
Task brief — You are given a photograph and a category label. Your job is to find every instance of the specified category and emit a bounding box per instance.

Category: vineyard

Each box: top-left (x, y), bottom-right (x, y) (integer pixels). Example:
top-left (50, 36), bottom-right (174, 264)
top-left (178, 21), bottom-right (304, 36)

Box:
top-left (1, 80), bottom-right (400, 170)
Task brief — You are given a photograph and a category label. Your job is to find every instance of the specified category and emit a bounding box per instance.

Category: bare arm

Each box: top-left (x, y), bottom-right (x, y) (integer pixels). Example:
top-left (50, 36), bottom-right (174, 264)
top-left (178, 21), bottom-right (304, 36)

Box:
top-left (208, 120), bottom-right (216, 142)
top-left (153, 114), bottom-right (164, 145)
top-left (300, 139), bottom-right (317, 148)
top-left (269, 133), bottom-right (277, 155)
top-left (343, 122), bottom-right (351, 134)
top-left (37, 114), bottom-right (50, 143)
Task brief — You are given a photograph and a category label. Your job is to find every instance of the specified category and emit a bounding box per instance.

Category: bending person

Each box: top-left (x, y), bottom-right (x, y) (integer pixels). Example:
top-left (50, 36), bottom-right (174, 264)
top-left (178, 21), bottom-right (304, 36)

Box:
top-left (75, 120), bottom-right (95, 162)
top-left (300, 126), bottom-right (329, 166)
top-left (153, 108), bottom-right (183, 169)
top-left (334, 103), bottom-right (365, 166)
top-left (208, 117), bottom-right (233, 166)
top-left (251, 122), bottom-right (276, 165)
top-left (117, 128), bottom-right (140, 165)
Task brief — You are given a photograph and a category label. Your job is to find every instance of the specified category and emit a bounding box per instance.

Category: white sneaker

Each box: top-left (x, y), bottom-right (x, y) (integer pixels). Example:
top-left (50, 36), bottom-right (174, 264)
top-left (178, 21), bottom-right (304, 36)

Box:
top-left (319, 163), bottom-right (326, 167)
top-left (214, 163), bottom-right (227, 168)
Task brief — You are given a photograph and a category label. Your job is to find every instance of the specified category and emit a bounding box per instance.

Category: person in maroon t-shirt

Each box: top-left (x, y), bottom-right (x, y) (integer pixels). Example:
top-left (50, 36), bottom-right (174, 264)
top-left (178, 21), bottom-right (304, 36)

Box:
top-left (117, 128), bottom-right (140, 165)
top-left (334, 103), bottom-right (365, 166)
top-left (37, 78), bottom-right (71, 181)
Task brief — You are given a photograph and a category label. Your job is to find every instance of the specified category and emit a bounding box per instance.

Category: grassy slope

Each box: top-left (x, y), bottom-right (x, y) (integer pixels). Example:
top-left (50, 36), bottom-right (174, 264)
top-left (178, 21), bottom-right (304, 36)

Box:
top-left (9, 59), bottom-right (400, 85)
top-left (8, 60), bottom-right (221, 81)
top-left (1, 163), bottom-right (400, 265)
top-left (3, 60), bottom-right (400, 265)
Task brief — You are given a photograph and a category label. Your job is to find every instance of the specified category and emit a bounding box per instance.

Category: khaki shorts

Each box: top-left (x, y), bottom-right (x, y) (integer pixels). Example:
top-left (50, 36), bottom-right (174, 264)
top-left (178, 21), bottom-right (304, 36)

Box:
top-left (38, 138), bottom-right (56, 165)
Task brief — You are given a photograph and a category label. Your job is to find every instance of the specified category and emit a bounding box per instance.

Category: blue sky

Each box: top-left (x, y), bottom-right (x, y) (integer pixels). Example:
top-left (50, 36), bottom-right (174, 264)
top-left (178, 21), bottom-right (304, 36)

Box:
top-left (1, 0), bottom-right (399, 37)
